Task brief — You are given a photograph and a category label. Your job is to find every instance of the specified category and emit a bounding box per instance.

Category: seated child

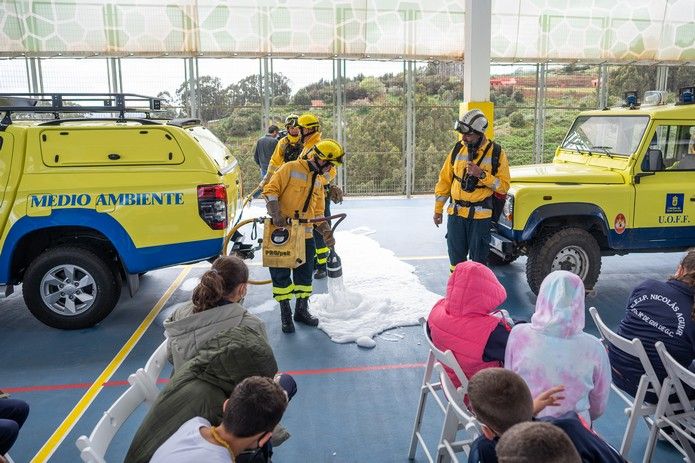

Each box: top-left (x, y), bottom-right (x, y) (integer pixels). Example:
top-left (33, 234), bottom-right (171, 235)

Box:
top-left (505, 270), bottom-right (610, 423)
top-left (467, 368), bottom-right (624, 463)
top-left (165, 256), bottom-right (266, 371)
top-left (428, 261), bottom-right (511, 387)
top-left (496, 421), bottom-right (580, 463)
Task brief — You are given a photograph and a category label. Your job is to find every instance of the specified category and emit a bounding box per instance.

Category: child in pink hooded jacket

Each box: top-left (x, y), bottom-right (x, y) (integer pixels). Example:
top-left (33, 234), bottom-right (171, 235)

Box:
top-left (428, 261), bottom-right (511, 387)
top-left (505, 270), bottom-right (611, 424)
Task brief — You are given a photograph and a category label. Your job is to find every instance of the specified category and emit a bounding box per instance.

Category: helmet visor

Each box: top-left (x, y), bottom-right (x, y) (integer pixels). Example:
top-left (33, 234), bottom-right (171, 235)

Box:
top-left (313, 146), bottom-right (344, 166)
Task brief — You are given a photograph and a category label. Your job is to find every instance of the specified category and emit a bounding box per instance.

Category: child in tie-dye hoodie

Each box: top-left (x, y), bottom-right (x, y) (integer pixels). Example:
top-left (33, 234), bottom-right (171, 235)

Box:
top-left (504, 270), bottom-right (611, 424)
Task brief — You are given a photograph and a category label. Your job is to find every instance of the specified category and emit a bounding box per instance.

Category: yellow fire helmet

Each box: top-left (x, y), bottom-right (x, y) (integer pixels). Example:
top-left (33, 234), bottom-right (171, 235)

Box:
top-left (312, 139), bottom-right (345, 166)
top-left (297, 113), bottom-right (320, 130)
top-left (285, 114), bottom-right (299, 128)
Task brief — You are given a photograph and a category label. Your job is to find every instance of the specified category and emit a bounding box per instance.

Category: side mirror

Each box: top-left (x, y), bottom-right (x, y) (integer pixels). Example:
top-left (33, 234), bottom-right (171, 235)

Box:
top-left (641, 147), bottom-right (664, 172)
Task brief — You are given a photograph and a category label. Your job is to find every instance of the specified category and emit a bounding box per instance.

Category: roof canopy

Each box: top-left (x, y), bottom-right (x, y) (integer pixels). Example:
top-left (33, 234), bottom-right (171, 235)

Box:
top-left (1, 0), bottom-right (694, 63)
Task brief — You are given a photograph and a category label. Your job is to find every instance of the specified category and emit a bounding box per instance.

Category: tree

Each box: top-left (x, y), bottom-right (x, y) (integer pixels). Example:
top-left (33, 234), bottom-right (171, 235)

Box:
top-left (176, 76), bottom-right (230, 122)
top-left (292, 89), bottom-right (311, 106)
top-left (228, 73), bottom-right (291, 106)
top-left (359, 76), bottom-right (386, 101)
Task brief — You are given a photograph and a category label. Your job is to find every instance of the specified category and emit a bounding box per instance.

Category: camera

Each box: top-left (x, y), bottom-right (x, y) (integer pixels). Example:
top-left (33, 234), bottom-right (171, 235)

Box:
top-left (462, 173), bottom-right (479, 192)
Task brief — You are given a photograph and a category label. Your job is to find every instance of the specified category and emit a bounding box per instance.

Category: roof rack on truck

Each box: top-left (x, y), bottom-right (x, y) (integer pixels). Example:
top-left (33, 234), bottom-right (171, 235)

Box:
top-left (0, 92), bottom-right (165, 129)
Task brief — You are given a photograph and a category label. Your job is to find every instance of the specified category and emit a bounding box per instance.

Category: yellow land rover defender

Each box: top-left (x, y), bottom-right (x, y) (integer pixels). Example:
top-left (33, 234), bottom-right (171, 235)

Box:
top-left (0, 93), bottom-right (242, 329)
top-left (490, 87), bottom-right (695, 294)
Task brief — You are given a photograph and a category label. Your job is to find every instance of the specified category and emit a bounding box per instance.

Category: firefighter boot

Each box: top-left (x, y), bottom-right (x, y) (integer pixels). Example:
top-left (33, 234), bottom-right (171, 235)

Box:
top-left (294, 298), bottom-right (319, 327)
top-left (279, 300), bottom-right (295, 333)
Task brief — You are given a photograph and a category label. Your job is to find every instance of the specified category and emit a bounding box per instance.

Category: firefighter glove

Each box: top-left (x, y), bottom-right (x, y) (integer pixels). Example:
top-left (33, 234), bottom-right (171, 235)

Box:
top-left (267, 200), bottom-right (287, 227)
top-left (316, 221), bottom-right (335, 247)
top-left (329, 184), bottom-right (344, 204)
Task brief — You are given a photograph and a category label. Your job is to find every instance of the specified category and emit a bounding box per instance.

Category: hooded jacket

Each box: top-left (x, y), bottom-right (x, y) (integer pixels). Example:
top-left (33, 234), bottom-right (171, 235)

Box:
top-left (125, 326), bottom-right (278, 463)
top-left (428, 261), bottom-right (509, 387)
top-left (164, 300), bottom-right (267, 371)
top-left (505, 271), bottom-right (611, 423)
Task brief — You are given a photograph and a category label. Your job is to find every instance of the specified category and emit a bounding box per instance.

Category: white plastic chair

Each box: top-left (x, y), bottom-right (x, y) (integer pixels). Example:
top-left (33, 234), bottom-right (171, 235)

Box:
top-left (75, 339), bottom-right (168, 463)
top-left (408, 318), bottom-right (478, 462)
top-left (589, 307), bottom-right (685, 458)
top-left (434, 363), bottom-right (481, 463)
top-left (643, 341), bottom-right (695, 463)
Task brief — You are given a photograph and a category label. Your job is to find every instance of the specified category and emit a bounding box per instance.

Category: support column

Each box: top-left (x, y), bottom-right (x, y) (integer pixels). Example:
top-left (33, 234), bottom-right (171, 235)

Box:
top-left (405, 60), bottom-right (416, 197)
top-left (107, 58), bottom-right (123, 94)
top-left (261, 57), bottom-right (271, 130)
top-left (533, 63), bottom-right (547, 164)
top-left (25, 57), bottom-right (43, 93)
top-left (185, 57), bottom-right (199, 119)
top-left (656, 65), bottom-right (669, 92)
top-left (334, 58), bottom-right (346, 191)
top-left (597, 64), bottom-right (608, 109)
top-left (461, 0), bottom-right (493, 137)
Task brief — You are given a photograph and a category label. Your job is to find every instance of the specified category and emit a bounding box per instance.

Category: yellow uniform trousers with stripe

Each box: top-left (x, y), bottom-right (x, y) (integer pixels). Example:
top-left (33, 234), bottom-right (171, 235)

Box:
top-left (270, 238), bottom-right (316, 301)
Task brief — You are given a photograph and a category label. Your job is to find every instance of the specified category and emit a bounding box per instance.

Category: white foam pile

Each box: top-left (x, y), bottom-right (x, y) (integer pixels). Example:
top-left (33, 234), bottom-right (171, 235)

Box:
top-left (311, 227), bottom-right (440, 345)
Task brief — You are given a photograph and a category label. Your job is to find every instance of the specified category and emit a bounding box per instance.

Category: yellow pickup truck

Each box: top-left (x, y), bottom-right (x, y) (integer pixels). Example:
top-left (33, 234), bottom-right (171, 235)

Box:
top-left (0, 93), bottom-right (242, 328)
top-left (490, 87), bottom-right (695, 294)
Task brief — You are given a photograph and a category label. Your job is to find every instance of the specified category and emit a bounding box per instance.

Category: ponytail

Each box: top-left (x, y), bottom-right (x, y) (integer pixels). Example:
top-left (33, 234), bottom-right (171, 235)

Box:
top-left (670, 249), bottom-right (695, 320)
top-left (191, 256), bottom-right (249, 313)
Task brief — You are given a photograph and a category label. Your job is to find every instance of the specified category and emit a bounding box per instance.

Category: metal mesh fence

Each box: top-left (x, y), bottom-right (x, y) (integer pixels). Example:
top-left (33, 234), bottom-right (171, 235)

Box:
top-left (2, 57), bottom-right (694, 197)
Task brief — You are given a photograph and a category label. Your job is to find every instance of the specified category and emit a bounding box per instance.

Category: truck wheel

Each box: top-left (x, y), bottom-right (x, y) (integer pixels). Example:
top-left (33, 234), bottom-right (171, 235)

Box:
top-left (526, 228), bottom-right (601, 295)
top-left (23, 247), bottom-right (122, 329)
top-left (488, 252), bottom-right (518, 266)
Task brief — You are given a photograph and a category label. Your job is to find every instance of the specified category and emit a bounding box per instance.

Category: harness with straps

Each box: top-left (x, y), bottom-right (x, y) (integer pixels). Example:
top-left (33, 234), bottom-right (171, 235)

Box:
top-left (448, 140), bottom-right (502, 219)
top-left (284, 141), bottom-right (304, 163)
top-left (297, 164), bottom-right (319, 217)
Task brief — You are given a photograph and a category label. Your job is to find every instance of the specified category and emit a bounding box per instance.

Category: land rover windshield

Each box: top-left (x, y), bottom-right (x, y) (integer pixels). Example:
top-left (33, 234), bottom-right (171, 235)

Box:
top-left (561, 115), bottom-right (649, 157)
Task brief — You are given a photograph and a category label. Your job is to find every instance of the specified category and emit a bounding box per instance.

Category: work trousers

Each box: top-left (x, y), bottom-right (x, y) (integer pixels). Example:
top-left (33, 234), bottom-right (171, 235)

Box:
top-left (0, 398), bottom-right (29, 455)
top-left (270, 238), bottom-right (316, 301)
top-left (313, 190), bottom-right (331, 270)
top-left (446, 214), bottom-right (491, 270)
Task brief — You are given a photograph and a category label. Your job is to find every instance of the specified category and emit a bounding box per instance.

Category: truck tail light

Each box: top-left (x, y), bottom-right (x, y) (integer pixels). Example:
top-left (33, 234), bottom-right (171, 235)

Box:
top-left (197, 184), bottom-right (227, 230)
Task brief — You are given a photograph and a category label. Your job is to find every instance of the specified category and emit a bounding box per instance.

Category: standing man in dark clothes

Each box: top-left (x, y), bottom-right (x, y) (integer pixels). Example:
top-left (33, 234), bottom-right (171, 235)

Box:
top-left (609, 249), bottom-right (695, 403)
top-left (253, 125), bottom-right (280, 196)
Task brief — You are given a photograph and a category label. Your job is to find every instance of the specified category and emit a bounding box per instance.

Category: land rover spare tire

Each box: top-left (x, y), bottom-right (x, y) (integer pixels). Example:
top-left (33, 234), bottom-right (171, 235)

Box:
top-left (525, 228), bottom-right (601, 295)
top-left (23, 246), bottom-right (122, 329)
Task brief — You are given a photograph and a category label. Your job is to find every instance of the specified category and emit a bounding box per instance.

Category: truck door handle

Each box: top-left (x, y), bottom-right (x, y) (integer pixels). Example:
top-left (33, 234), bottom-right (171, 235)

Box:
top-left (690, 197), bottom-right (695, 202)
top-left (108, 153), bottom-right (121, 160)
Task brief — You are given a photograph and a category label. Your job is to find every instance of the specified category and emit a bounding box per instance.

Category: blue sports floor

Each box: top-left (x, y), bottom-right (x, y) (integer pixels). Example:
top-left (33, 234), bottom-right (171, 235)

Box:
top-left (0, 196), bottom-right (684, 462)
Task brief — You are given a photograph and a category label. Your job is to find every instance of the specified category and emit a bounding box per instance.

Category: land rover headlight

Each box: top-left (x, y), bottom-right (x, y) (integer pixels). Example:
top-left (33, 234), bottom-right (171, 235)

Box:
top-left (502, 194), bottom-right (514, 222)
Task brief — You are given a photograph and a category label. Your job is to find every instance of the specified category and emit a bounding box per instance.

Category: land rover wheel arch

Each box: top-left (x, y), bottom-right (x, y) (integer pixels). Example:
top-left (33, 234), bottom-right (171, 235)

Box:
top-left (525, 228), bottom-right (601, 295)
top-left (22, 246), bottom-right (122, 329)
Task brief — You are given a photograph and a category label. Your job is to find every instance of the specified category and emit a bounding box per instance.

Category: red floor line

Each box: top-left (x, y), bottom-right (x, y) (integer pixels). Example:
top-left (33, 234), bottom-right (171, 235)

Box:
top-left (1, 362), bottom-right (426, 394)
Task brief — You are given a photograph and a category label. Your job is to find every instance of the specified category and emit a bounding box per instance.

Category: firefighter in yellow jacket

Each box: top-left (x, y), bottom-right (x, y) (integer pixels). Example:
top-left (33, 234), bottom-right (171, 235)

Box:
top-left (434, 109), bottom-right (511, 269)
top-left (296, 113), bottom-right (344, 279)
top-left (263, 139), bottom-right (345, 333)
top-left (258, 114), bottom-right (304, 189)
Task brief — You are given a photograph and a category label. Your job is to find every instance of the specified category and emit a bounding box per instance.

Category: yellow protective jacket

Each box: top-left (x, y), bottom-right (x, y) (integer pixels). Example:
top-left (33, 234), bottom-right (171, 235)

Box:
top-left (266, 134), bottom-right (304, 178)
top-left (434, 139), bottom-right (511, 219)
top-left (300, 131), bottom-right (335, 186)
top-left (263, 159), bottom-right (326, 238)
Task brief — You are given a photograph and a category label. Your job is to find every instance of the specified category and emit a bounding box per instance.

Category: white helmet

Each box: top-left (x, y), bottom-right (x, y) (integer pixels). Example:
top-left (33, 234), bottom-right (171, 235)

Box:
top-left (455, 109), bottom-right (488, 135)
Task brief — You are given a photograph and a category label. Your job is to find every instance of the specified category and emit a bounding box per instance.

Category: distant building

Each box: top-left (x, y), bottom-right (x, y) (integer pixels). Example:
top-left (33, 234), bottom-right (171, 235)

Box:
top-left (311, 99), bottom-right (326, 108)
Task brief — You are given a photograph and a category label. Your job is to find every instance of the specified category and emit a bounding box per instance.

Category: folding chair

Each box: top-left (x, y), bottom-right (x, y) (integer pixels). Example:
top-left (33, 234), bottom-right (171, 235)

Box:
top-left (408, 317), bottom-right (478, 462)
top-left (75, 339), bottom-right (168, 463)
top-left (643, 342), bottom-right (695, 463)
top-left (589, 307), bottom-right (685, 458)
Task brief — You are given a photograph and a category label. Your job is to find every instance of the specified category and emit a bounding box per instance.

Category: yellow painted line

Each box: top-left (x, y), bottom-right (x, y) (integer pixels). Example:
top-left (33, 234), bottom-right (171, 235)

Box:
top-left (31, 265), bottom-right (192, 463)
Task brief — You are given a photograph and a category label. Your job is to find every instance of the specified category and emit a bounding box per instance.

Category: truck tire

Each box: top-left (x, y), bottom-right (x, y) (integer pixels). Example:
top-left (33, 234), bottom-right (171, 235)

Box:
top-left (488, 252), bottom-right (518, 266)
top-left (526, 228), bottom-right (601, 295)
top-left (23, 246), bottom-right (122, 329)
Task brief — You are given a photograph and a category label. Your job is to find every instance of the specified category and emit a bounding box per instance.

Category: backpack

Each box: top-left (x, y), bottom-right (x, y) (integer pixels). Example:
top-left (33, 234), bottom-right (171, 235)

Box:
top-left (449, 140), bottom-right (506, 223)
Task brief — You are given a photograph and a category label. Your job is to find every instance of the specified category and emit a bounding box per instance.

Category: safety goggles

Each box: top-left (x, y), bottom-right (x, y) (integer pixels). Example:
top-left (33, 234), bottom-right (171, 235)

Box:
top-left (454, 119), bottom-right (476, 135)
top-left (313, 146), bottom-right (344, 166)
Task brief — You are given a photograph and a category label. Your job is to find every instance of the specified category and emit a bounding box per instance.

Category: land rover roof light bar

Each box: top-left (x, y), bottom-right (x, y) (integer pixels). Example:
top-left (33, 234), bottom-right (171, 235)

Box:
top-left (0, 92), bottom-right (164, 128)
